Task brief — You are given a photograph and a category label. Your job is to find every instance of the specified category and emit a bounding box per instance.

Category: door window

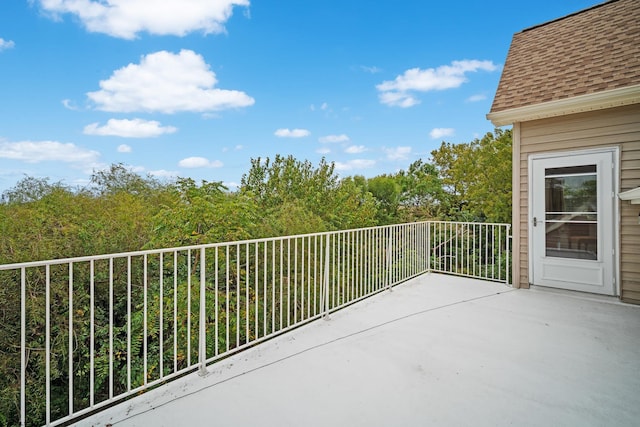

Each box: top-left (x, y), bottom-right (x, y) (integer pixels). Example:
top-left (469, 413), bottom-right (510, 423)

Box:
top-left (544, 165), bottom-right (597, 260)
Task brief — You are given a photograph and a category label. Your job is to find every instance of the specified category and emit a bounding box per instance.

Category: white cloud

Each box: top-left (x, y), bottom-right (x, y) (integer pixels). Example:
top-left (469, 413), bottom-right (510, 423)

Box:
top-left (117, 144), bottom-right (132, 153)
top-left (361, 65), bottom-right (381, 74)
top-left (224, 181), bottom-right (240, 189)
top-left (61, 99), bottom-right (80, 111)
top-left (0, 38), bottom-right (15, 51)
top-left (84, 118), bottom-right (178, 138)
top-left (311, 102), bottom-right (333, 113)
top-left (466, 94), bottom-right (487, 102)
top-left (0, 140), bottom-right (100, 165)
top-left (385, 146), bottom-right (412, 161)
top-left (37, 0), bottom-right (249, 39)
top-left (429, 128), bottom-right (455, 139)
top-left (319, 134), bottom-right (349, 143)
top-left (87, 49), bottom-right (254, 114)
top-left (316, 147), bottom-right (331, 155)
top-left (130, 165), bottom-right (146, 174)
top-left (378, 91), bottom-right (420, 108)
top-left (334, 159), bottom-right (376, 171)
top-left (345, 145), bottom-right (366, 154)
top-left (274, 128), bottom-right (310, 138)
top-left (149, 169), bottom-right (178, 178)
top-left (178, 156), bottom-right (224, 168)
top-left (377, 60), bottom-right (499, 107)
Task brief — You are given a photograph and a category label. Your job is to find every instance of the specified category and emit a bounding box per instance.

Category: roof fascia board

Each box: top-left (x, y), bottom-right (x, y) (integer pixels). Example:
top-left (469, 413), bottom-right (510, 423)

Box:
top-left (619, 187), bottom-right (640, 204)
top-left (487, 84), bottom-right (640, 126)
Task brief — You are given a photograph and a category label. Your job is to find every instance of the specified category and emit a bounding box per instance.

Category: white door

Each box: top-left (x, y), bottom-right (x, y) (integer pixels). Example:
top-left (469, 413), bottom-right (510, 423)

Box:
top-left (530, 150), bottom-right (616, 295)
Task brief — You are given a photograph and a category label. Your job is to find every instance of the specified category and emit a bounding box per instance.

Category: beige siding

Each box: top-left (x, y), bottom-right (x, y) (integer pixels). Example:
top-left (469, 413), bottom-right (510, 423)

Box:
top-left (518, 104), bottom-right (640, 303)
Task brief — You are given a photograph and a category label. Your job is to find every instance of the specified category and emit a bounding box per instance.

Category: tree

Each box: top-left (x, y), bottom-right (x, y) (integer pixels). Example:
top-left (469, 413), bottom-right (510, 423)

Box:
top-left (466, 129), bottom-right (512, 223)
top-left (240, 155), bottom-right (377, 232)
top-left (149, 178), bottom-right (260, 247)
top-left (1, 176), bottom-right (68, 204)
top-left (430, 129), bottom-right (512, 223)
top-left (395, 159), bottom-right (444, 220)
top-left (366, 175), bottom-right (401, 224)
top-left (88, 163), bottom-right (165, 197)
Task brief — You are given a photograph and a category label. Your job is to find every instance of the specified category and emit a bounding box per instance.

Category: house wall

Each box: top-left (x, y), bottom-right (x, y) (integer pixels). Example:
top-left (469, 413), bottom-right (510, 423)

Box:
top-left (517, 103), bottom-right (640, 304)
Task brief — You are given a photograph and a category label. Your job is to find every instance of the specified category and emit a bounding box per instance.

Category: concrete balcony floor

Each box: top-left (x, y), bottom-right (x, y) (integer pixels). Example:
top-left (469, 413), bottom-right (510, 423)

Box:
top-left (81, 273), bottom-right (640, 427)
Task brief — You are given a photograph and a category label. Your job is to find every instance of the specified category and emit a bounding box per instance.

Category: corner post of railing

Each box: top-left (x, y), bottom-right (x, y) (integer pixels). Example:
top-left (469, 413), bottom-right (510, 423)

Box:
top-left (198, 247), bottom-right (208, 376)
top-left (386, 227), bottom-right (393, 291)
top-left (322, 234), bottom-right (331, 320)
top-left (20, 267), bottom-right (26, 427)
top-left (426, 222), bottom-right (432, 273)
top-left (506, 225), bottom-right (512, 286)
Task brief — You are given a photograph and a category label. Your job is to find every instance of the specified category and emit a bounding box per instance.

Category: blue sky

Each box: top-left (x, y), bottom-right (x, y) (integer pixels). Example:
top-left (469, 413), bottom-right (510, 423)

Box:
top-left (0, 0), bottom-right (601, 193)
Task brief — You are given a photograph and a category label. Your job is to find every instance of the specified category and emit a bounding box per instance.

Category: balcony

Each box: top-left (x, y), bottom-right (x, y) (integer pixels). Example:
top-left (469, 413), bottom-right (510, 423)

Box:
top-left (2, 221), bottom-right (638, 426)
top-left (81, 273), bottom-right (640, 427)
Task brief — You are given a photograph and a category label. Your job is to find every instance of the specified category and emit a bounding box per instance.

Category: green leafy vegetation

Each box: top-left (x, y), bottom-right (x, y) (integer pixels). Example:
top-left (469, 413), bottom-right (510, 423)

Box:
top-left (0, 130), bottom-right (511, 425)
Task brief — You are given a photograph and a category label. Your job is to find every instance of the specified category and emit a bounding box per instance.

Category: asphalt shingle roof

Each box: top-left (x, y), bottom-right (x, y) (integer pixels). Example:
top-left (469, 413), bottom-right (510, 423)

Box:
top-left (490, 0), bottom-right (640, 113)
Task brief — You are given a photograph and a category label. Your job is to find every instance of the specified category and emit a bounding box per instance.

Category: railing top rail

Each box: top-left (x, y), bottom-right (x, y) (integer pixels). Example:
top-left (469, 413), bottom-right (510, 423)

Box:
top-left (0, 221), bottom-right (452, 271)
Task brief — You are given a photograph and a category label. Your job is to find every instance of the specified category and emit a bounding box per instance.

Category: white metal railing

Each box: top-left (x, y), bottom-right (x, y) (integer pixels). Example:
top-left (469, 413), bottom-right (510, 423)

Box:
top-left (428, 221), bottom-right (511, 284)
top-left (0, 221), bottom-right (510, 426)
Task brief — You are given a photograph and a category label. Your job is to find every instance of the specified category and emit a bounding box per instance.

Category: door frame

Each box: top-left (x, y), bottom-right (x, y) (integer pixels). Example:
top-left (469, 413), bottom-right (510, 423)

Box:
top-left (527, 146), bottom-right (620, 295)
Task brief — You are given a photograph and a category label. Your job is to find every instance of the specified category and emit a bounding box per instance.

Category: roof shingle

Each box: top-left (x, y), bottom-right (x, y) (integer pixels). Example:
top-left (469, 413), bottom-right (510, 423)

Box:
top-left (490, 0), bottom-right (640, 113)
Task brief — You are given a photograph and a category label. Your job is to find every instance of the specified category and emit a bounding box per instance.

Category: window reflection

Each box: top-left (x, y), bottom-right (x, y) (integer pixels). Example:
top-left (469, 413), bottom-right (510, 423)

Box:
top-left (544, 165), bottom-right (597, 260)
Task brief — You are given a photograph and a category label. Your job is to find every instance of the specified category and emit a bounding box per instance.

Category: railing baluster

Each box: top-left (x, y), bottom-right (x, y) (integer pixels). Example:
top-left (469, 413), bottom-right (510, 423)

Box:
top-left (46, 265), bottom-right (51, 425)
top-left (127, 256), bottom-right (131, 391)
top-left (307, 237), bottom-right (311, 318)
top-left (280, 240), bottom-right (283, 330)
top-left (300, 237), bottom-right (305, 322)
top-left (332, 232), bottom-right (336, 307)
top-left (20, 267), bottom-right (25, 427)
top-left (226, 246), bottom-right (230, 353)
top-left (507, 226), bottom-right (511, 286)
top-left (272, 240), bottom-right (276, 333)
top-left (322, 235), bottom-right (331, 319)
top-left (215, 248), bottom-right (219, 357)
top-left (287, 239), bottom-right (291, 327)
top-left (187, 250), bottom-right (192, 366)
top-left (294, 238), bottom-right (298, 324)
top-left (159, 253), bottom-right (163, 380)
top-left (109, 257), bottom-right (114, 397)
top-left (198, 248), bottom-right (207, 375)
top-left (143, 255), bottom-right (147, 386)
top-left (246, 243), bottom-right (250, 344)
top-left (173, 251), bottom-right (178, 373)
top-left (68, 263), bottom-right (74, 417)
top-left (312, 237), bottom-right (315, 316)
top-left (90, 259), bottom-right (96, 405)
top-left (236, 244), bottom-right (240, 348)
top-left (255, 242), bottom-right (259, 341)
top-left (263, 242), bottom-right (267, 338)
top-left (386, 229), bottom-right (392, 291)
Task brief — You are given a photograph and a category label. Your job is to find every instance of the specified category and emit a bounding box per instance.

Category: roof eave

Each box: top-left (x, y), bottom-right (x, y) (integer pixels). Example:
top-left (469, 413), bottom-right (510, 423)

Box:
top-left (619, 187), bottom-right (640, 204)
top-left (486, 84), bottom-right (640, 127)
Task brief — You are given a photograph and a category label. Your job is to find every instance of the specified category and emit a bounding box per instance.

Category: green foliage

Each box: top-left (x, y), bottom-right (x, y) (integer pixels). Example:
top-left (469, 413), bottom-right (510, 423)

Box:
top-left (395, 159), bottom-right (444, 220)
top-left (88, 163), bottom-right (165, 197)
top-left (430, 129), bottom-right (512, 222)
top-left (366, 175), bottom-right (401, 224)
top-left (1, 176), bottom-right (69, 205)
top-left (148, 178), bottom-right (260, 247)
top-left (240, 155), bottom-right (377, 232)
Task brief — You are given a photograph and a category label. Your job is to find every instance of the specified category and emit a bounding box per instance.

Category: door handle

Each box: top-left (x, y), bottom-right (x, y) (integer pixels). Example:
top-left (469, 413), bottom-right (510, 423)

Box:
top-left (533, 217), bottom-right (537, 227)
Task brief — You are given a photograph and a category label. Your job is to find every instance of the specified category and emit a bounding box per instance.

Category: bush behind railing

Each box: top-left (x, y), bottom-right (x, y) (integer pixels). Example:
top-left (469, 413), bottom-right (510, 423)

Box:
top-left (0, 221), bottom-right (509, 426)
